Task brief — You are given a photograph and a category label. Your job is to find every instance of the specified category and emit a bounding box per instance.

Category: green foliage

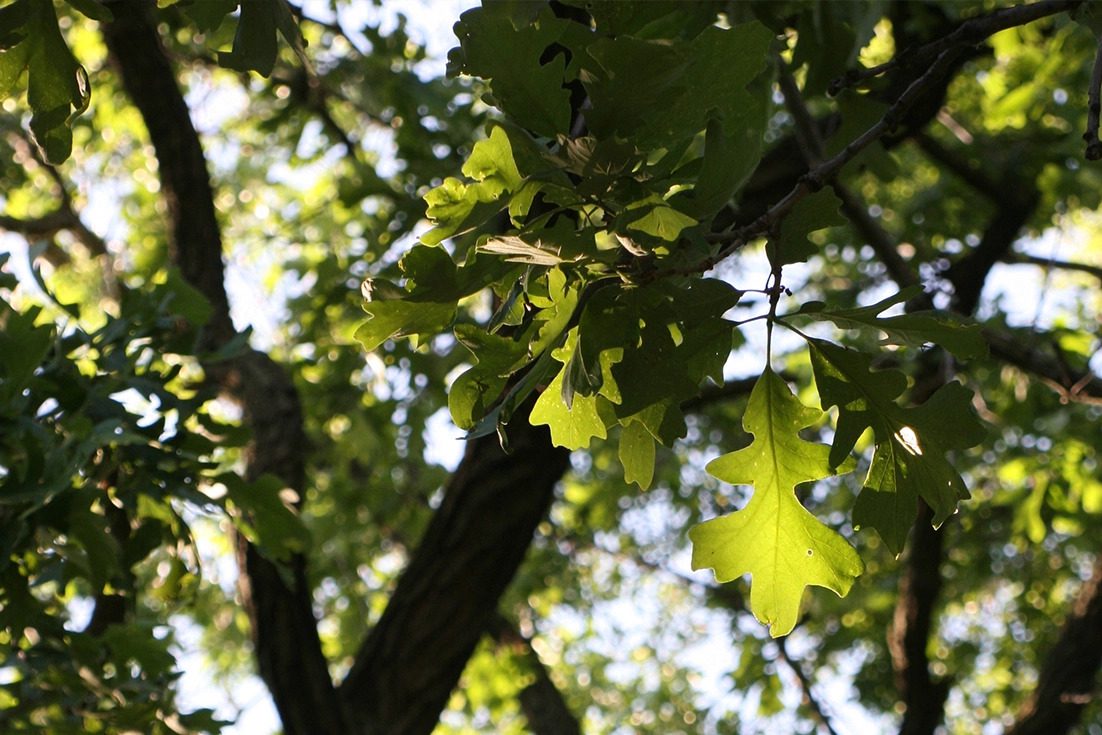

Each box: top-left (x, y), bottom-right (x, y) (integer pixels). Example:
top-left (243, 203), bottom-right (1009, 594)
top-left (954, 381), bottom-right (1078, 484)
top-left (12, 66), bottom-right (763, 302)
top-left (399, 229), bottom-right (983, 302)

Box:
top-left (690, 370), bottom-right (863, 636)
top-left (352, 2), bottom-right (997, 635)
top-left (0, 267), bottom-right (231, 731)
top-left (809, 340), bottom-right (986, 553)
top-left (2, 0), bottom-right (1102, 732)
top-left (0, 0), bottom-right (90, 163)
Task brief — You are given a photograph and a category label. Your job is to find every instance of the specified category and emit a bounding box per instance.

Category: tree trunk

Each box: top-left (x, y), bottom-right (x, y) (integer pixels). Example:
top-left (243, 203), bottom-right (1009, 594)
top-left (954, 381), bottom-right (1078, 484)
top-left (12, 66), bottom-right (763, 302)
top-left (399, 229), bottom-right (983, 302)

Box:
top-left (339, 411), bottom-right (568, 734)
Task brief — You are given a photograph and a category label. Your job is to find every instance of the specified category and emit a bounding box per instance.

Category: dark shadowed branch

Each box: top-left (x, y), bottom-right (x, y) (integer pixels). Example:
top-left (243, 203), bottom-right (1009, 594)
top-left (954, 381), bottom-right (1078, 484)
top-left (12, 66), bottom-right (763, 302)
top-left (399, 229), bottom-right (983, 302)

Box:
top-left (1000, 252), bottom-right (1102, 282)
top-left (705, 49), bottom-right (965, 270)
top-left (489, 613), bottom-right (582, 735)
top-left (1008, 555), bottom-right (1102, 735)
top-left (890, 503), bottom-right (951, 735)
top-left (339, 409), bottom-right (569, 735)
top-left (101, 4), bottom-right (347, 732)
top-left (776, 58), bottom-right (921, 291)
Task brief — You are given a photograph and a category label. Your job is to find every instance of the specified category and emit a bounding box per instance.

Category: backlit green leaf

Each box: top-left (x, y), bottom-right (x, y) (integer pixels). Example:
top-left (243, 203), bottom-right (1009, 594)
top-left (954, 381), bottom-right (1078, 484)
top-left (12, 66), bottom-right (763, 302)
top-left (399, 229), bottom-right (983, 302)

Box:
top-left (691, 369), bottom-right (862, 637)
top-left (793, 288), bottom-right (988, 359)
top-left (619, 420), bottom-right (655, 490)
top-left (355, 301), bottom-right (455, 352)
top-left (530, 330), bottom-right (613, 450)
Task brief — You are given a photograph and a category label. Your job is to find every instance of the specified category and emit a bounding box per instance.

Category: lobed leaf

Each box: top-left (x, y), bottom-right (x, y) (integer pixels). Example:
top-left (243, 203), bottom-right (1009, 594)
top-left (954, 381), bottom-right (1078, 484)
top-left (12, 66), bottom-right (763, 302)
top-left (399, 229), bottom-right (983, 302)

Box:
top-left (809, 340), bottom-right (986, 553)
top-left (691, 369), bottom-right (862, 637)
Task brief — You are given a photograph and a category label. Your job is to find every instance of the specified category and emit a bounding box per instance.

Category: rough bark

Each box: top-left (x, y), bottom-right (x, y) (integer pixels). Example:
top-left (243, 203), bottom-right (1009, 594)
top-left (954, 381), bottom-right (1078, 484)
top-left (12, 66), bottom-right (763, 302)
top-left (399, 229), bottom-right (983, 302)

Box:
top-left (101, 5), bottom-right (346, 733)
top-left (1009, 556), bottom-right (1102, 735)
top-left (339, 412), bottom-right (569, 735)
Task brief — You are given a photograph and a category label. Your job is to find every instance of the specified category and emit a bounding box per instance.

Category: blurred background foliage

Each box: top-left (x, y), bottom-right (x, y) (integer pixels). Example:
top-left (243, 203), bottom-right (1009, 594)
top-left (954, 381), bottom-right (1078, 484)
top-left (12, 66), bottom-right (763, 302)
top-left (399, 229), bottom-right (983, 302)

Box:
top-left (0, 1), bottom-right (1100, 734)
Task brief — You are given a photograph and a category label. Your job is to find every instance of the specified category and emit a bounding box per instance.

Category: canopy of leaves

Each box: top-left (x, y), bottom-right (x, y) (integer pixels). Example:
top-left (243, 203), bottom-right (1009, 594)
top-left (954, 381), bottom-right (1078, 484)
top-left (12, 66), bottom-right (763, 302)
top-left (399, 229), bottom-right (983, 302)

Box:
top-left (0, 1), bottom-right (1101, 734)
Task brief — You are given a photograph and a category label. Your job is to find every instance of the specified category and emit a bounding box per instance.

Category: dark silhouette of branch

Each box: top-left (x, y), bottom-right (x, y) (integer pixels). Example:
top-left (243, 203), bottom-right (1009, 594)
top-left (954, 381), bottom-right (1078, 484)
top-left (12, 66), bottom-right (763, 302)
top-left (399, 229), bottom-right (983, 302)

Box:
top-left (946, 194), bottom-right (1039, 315)
top-left (101, 4), bottom-right (347, 733)
top-left (829, 1), bottom-right (1084, 95)
top-left (913, 133), bottom-right (1041, 315)
top-left (489, 613), bottom-right (582, 735)
top-left (776, 58), bottom-right (921, 291)
top-left (339, 408), bottom-right (569, 735)
top-left (776, 636), bottom-right (842, 735)
top-left (1008, 556), bottom-right (1102, 735)
top-left (890, 503), bottom-right (951, 735)
top-left (704, 48), bottom-right (966, 272)
top-left (1084, 33), bottom-right (1102, 161)
top-left (1001, 252), bottom-right (1102, 282)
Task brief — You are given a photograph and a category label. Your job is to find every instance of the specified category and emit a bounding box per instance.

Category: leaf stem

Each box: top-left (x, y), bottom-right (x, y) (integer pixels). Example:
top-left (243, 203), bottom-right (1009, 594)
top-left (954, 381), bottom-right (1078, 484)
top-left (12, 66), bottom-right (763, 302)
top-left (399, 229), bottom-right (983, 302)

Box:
top-left (766, 265), bottom-right (783, 366)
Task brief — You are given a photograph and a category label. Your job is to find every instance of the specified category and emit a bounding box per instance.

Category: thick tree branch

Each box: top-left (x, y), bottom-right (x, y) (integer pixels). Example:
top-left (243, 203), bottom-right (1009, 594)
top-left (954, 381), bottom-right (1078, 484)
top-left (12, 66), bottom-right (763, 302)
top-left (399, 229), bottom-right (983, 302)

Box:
top-left (1008, 555), bottom-right (1102, 734)
top-left (489, 613), bottom-right (582, 735)
top-left (890, 503), bottom-right (951, 735)
top-left (339, 408), bottom-right (569, 735)
top-left (946, 194), bottom-right (1039, 315)
top-left (1084, 33), bottom-right (1102, 161)
top-left (101, 4), bottom-right (346, 733)
top-left (829, 1), bottom-right (1084, 95)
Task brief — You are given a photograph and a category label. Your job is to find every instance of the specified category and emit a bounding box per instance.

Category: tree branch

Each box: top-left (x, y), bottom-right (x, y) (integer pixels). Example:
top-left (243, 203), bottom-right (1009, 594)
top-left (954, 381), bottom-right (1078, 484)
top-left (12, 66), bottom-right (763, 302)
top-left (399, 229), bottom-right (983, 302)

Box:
top-left (339, 406), bottom-right (569, 735)
top-left (890, 503), bottom-right (951, 735)
top-left (776, 636), bottom-right (842, 735)
top-left (489, 613), bottom-right (582, 735)
top-left (1084, 33), bottom-right (1102, 161)
top-left (1009, 555), bottom-right (1102, 735)
top-left (101, 5), bottom-right (347, 733)
top-left (829, 1), bottom-right (1084, 95)
top-left (1001, 252), bottom-right (1102, 282)
top-left (984, 328), bottom-right (1102, 405)
top-left (776, 58), bottom-right (921, 291)
top-left (704, 48), bottom-right (965, 271)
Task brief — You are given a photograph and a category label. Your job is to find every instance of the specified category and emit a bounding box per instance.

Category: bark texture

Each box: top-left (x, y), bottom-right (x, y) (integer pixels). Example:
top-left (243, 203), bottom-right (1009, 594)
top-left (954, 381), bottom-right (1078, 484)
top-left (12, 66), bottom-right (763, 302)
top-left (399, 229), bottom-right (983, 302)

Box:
top-left (102, 5), bottom-right (346, 732)
top-left (889, 503), bottom-right (950, 735)
top-left (339, 414), bottom-right (569, 734)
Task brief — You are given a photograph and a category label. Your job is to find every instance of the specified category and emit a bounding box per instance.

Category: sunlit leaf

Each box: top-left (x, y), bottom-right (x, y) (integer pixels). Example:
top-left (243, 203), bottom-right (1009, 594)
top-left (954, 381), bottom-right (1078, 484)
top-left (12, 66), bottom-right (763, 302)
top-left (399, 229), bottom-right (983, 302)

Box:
top-left (691, 369), bottom-right (862, 637)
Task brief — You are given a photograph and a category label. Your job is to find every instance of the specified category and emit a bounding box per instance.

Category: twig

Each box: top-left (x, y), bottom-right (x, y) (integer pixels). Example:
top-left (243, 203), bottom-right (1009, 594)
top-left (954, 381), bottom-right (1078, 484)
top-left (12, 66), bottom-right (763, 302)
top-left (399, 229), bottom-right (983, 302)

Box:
top-left (984, 328), bottom-right (1102, 405)
top-left (1084, 33), bottom-right (1102, 160)
top-left (703, 49), bottom-right (962, 272)
top-left (829, 0), bottom-right (1083, 95)
top-left (776, 636), bottom-right (842, 735)
top-left (1002, 252), bottom-right (1102, 282)
top-left (776, 58), bottom-right (922, 291)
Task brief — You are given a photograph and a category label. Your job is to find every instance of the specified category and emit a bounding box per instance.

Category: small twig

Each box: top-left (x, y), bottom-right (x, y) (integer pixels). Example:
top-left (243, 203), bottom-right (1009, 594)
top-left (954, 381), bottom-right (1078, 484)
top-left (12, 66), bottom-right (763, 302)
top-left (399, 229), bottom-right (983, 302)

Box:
top-left (829, 0), bottom-right (1083, 95)
top-left (984, 327), bottom-right (1102, 405)
top-left (776, 58), bottom-right (922, 291)
top-left (1001, 253), bottom-right (1102, 282)
top-left (1084, 34), bottom-right (1102, 160)
top-left (776, 636), bottom-right (842, 735)
top-left (703, 49), bottom-right (962, 273)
